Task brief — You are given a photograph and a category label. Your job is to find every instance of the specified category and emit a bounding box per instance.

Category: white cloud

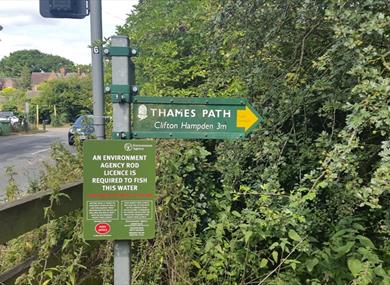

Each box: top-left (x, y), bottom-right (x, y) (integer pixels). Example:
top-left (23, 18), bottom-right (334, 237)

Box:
top-left (2, 15), bottom-right (42, 27)
top-left (0, 0), bottom-right (138, 64)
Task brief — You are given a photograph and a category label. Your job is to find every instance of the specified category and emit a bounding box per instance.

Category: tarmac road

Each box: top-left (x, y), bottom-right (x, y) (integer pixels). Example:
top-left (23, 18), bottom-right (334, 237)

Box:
top-left (0, 127), bottom-right (70, 201)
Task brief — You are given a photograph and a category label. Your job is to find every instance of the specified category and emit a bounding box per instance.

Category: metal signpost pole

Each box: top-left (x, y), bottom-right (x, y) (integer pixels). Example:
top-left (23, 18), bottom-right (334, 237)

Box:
top-left (90, 0), bottom-right (105, 139)
top-left (91, 2), bottom-right (132, 283)
top-left (111, 36), bottom-right (132, 285)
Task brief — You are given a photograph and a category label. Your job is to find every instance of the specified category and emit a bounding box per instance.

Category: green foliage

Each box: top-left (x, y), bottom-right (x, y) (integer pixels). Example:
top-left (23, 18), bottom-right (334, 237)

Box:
top-left (75, 64), bottom-right (92, 75)
top-left (50, 113), bottom-right (62, 127)
top-left (20, 65), bottom-right (32, 89)
top-left (116, 0), bottom-right (390, 284)
top-left (1, 141), bottom-right (112, 285)
top-left (130, 140), bottom-right (216, 284)
top-left (0, 49), bottom-right (75, 77)
top-left (2, 0), bottom-right (390, 284)
top-left (34, 76), bottom-right (93, 123)
top-left (5, 166), bottom-right (19, 201)
top-left (117, 0), bottom-right (211, 97)
top-left (0, 87), bottom-right (26, 116)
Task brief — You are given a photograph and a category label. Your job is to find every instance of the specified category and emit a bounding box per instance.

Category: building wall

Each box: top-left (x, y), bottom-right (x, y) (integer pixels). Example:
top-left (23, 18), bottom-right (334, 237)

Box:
top-left (0, 78), bottom-right (19, 90)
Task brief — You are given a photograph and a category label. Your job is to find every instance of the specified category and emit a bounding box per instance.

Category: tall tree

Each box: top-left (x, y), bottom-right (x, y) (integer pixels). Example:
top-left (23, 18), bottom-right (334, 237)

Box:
top-left (0, 49), bottom-right (75, 77)
top-left (35, 76), bottom-right (92, 122)
top-left (117, 0), bottom-right (211, 97)
top-left (19, 65), bottom-right (31, 89)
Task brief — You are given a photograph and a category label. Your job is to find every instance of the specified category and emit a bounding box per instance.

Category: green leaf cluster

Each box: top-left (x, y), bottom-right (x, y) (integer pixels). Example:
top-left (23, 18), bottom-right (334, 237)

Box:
top-left (0, 49), bottom-right (75, 77)
top-left (34, 76), bottom-right (93, 123)
top-left (0, 87), bottom-right (26, 115)
top-left (116, 0), bottom-right (390, 284)
top-left (2, 0), bottom-right (390, 284)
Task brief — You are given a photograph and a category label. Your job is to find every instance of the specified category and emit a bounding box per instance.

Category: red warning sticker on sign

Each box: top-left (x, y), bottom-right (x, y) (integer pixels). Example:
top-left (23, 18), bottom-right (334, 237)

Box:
top-left (95, 223), bottom-right (111, 235)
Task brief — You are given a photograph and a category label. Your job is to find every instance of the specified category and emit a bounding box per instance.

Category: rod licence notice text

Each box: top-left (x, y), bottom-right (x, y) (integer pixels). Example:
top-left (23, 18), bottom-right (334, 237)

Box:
top-left (83, 140), bottom-right (156, 240)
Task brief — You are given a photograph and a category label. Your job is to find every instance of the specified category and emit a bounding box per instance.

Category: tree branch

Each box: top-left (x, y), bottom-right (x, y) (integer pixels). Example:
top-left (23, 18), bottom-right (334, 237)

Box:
top-left (257, 236), bottom-right (307, 285)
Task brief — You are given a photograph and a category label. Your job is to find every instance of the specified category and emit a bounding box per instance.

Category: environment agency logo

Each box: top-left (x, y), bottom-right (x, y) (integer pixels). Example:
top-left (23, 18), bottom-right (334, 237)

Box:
top-left (124, 143), bottom-right (133, 151)
top-left (137, 104), bottom-right (148, 121)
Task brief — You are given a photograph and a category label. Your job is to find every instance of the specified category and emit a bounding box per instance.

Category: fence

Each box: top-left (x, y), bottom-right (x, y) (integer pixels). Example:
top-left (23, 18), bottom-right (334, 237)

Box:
top-left (0, 181), bottom-right (83, 284)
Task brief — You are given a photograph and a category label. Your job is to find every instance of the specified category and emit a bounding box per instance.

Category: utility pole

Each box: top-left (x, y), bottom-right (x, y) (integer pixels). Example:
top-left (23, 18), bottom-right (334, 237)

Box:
top-left (36, 105), bottom-right (39, 129)
top-left (24, 102), bottom-right (29, 131)
top-left (90, 0), bottom-right (105, 139)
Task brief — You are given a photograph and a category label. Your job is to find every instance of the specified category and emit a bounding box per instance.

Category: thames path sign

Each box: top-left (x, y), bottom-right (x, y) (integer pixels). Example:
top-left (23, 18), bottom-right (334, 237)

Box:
top-left (82, 34), bottom-right (263, 285)
top-left (131, 96), bottom-right (261, 139)
top-left (83, 140), bottom-right (155, 240)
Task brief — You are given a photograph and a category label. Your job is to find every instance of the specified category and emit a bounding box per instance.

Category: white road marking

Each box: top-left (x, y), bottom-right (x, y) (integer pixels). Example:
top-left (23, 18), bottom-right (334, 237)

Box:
top-left (30, 148), bottom-right (50, 155)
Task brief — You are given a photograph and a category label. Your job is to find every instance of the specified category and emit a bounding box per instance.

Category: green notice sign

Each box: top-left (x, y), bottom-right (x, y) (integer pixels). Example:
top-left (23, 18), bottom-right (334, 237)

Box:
top-left (83, 140), bottom-right (155, 240)
top-left (132, 96), bottom-right (261, 139)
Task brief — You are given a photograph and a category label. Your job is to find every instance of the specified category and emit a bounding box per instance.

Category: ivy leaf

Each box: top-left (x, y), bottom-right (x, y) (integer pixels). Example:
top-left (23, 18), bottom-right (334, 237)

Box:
top-left (373, 265), bottom-right (387, 278)
top-left (244, 230), bottom-right (253, 243)
top-left (348, 258), bottom-right (363, 277)
top-left (306, 258), bottom-right (319, 272)
top-left (333, 241), bottom-right (355, 255)
top-left (332, 229), bottom-right (349, 239)
top-left (192, 260), bottom-right (201, 269)
top-left (285, 259), bottom-right (300, 271)
top-left (44, 271), bottom-right (53, 279)
top-left (288, 229), bottom-right (301, 242)
top-left (205, 240), bottom-right (213, 252)
top-left (272, 251), bottom-right (279, 263)
top-left (357, 235), bottom-right (376, 249)
top-left (259, 258), bottom-right (268, 268)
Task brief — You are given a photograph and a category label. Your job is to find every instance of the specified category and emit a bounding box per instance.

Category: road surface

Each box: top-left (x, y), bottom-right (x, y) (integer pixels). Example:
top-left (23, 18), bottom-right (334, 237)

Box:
top-left (0, 128), bottom-right (70, 201)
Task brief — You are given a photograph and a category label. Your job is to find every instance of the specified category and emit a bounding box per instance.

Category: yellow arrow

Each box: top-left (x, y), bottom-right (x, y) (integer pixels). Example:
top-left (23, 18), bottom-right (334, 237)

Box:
top-left (237, 106), bottom-right (259, 132)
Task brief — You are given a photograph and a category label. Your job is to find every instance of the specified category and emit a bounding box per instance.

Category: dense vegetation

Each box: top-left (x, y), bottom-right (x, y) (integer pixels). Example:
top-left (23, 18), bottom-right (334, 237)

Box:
top-left (0, 49), bottom-right (75, 78)
top-left (0, 49), bottom-right (81, 122)
top-left (0, 76), bottom-right (93, 125)
top-left (1, 0), bottom-right (389, 284)
top-left (35, 76), bottom-right (93, 123)
top-left (0, 87), bottom-right (26, 115)
top-left (122, 0), bottom-right (390, 284)
top-left (0, 49), bottom-right (92, 124)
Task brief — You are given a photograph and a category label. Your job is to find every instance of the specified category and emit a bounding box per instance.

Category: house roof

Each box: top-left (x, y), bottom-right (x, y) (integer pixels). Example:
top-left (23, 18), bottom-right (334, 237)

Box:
top-left (30, 72), bottom-right (57, 87)
top-left (0, 77), bottom-right (19, 89)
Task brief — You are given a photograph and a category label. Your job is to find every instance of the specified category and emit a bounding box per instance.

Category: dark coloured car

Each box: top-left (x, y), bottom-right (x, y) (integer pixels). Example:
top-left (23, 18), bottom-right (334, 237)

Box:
top-left (68, 115), bottom-right (95, 145)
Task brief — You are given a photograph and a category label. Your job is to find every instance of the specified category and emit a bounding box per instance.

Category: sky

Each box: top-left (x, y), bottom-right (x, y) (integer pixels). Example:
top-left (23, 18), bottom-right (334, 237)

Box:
top-left (0, 0), bottom-right (138, 65)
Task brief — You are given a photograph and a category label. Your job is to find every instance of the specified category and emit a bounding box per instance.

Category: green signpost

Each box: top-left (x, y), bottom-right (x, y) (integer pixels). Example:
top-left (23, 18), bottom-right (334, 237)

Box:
top-left (131, 96), bottom-right (261, 139)
top-left (83, 140), bottom-right (156, 240)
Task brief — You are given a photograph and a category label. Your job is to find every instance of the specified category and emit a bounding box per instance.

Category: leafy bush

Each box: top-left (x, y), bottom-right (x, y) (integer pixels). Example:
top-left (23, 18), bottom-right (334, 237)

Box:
top-left (1, 0), bottom-right (389, 284)
top-left (50, 114), bottom-right (62, 127)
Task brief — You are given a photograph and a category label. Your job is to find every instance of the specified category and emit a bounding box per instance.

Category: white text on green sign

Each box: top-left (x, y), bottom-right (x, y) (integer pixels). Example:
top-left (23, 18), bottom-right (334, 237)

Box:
top-left (132, 96), bottom-right (261, 139)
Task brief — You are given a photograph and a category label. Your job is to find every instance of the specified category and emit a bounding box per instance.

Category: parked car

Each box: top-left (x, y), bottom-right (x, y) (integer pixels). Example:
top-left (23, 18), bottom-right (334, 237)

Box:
top-left (10, 115), bottom-right (19, 126)
top-left (68, 115), bottom-right (95, 145)
top-left (0, 111), bottom-right (19, 126)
